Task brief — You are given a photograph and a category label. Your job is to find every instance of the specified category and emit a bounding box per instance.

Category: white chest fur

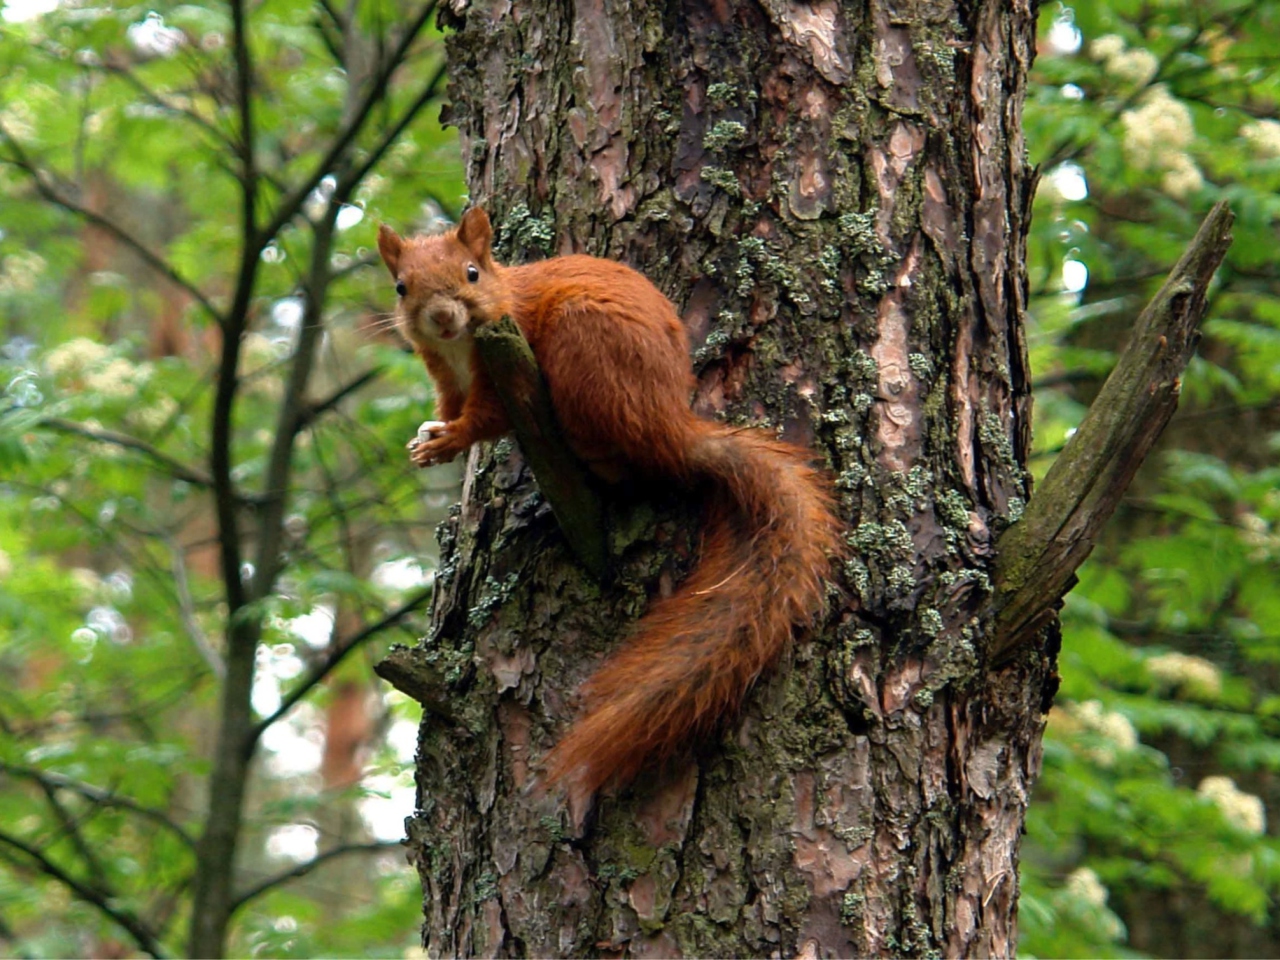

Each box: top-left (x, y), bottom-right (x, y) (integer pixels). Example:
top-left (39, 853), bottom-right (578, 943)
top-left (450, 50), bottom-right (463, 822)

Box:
top-left (434, 334), bottom-right (474, 393)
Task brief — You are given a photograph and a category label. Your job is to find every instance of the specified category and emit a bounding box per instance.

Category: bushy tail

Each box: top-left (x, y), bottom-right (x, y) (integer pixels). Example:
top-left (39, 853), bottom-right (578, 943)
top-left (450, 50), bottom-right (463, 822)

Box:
top-left (542, 424), bottom-right (843, 798)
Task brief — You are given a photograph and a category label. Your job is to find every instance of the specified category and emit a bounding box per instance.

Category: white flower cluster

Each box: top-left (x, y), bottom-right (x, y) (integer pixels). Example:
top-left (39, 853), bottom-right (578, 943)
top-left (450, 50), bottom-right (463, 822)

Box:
top-left (0, 100), bottom-right (37, 140)
top-left (1198, 775), bottom-right (1266, 835)
top-left (0, 548), bottom-right (11, 581)
top-left (1160, 153), bottom-right (1205, 199)
top-left (1065, 866), bottom-right (1109, 908)
top-left (1240, 510), bottom-right (1280, 562)
top-left (1120, 86), bottom-right (1203, 197)
top-left (45, 338), bottom-right (110, 377)
top-left (0, 250), bottom-right (47, 295)
top-left (86, 358), bottom-right (151, 399)
top-left (127, 395), bottom-right (179, 432)
top-left (1241, 119), bottom-right (1280, 158)
top-left (1089, 34), bottom-right (1159, 86)
top-left (1061, 867), bottom-right (1125, 941)
top-left (70, 566), bottom-right (102, 598)
top-left (1089, 34), bottom-right (1126, 62)
top-left (1145, 651), bottom-right (1222, 699)
top-left (1073, 699), bottom-right (1139, 749)
top-left (1055, 699), bottom-right (1139, 767)
top-left (45, 338), bottom-right (154, 401)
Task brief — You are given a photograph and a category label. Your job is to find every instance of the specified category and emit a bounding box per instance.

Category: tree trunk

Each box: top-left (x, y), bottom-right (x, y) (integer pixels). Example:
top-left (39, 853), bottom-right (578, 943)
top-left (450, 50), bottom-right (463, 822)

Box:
top-left (381, 0), bottom-right (1051, 955)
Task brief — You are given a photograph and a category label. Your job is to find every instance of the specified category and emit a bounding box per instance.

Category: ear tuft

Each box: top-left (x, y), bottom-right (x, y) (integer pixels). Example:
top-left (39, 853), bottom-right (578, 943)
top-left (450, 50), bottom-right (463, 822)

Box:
top-left (377, 224), bottom-right (403, 277)
top-left (455, 207), bottom-right (493, 264)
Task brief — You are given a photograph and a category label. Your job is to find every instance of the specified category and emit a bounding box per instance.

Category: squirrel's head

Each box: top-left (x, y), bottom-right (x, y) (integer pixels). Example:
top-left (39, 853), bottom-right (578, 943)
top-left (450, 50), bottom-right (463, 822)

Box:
top-left (377, 207), bottom-right (508, 351)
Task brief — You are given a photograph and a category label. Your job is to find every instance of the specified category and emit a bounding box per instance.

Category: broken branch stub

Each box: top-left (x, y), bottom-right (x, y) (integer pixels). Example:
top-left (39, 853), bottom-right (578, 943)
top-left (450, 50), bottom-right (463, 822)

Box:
top-left (473, 316), bottom-right (608, 578)
top-left (992, 200), bottom-right (1234, 659)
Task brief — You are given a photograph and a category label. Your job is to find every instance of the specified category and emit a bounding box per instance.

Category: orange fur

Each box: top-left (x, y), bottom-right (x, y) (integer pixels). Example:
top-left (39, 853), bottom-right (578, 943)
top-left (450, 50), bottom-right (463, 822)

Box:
top-left (379, 208), bottom-right (843, 797)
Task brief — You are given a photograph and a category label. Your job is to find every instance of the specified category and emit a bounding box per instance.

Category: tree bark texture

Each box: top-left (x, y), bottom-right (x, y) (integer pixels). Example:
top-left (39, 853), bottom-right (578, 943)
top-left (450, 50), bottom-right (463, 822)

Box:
top-left (382, 0), bottom-right (1049, 955)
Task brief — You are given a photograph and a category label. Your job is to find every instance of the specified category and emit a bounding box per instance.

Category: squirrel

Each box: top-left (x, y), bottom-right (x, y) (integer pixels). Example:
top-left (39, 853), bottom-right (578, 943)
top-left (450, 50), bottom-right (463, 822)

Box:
top-left (377, 207), bottom-right (843, 799)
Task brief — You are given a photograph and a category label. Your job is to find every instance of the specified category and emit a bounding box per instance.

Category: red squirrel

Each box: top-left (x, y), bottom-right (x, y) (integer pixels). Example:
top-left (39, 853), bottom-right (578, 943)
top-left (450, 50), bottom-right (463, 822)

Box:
top-left (377, 207), bottom-right (842, 798)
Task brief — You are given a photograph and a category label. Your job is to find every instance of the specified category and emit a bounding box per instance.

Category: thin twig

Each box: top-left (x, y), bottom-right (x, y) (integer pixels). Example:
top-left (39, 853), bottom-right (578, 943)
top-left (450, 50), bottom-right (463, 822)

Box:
top-left (35, 778), bottom-right (111, 890)
top-left (297, 367), bottom-right (383, 430)
top-left (337, 57), bottom-right (448, 196)
top-left (252, 191), bottom-right (346, 601)
top-left (0, 123), bottom-right (222, 324)
top-left (37, 417), bottom-right (214, 488)
top-left (249, 586), bottom-right (434, 744)
top-left (0, 829), bottom-right (166, 958)
top-left (260, 0), bottom-right (439, 243)
top-left (229, 840), bottom-right (401, 912)
top-left (332, 251), bottom-right (380, 281)
top-left (312, 10), bottom-right (345, 67)
top-left (91, 56), bottom-right (237, 153)
top-left (0, 762), bottom-right (196, 848)
top-left (309, 426), bottom-right (359, 582)
top-left (166, 535), bottom-right (225, 678)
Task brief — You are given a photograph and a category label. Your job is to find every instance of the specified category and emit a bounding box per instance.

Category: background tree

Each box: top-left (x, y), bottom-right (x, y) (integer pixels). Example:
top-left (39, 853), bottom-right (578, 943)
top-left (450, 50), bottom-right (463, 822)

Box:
top-left (0, 0), bottom-right (464, 955)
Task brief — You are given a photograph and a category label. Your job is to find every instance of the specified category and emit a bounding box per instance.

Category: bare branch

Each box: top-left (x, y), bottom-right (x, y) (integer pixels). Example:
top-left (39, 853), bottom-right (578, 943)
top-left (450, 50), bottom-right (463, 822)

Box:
top-left (253, 196), bottom-right (346, 601)
top-left (992, 201), bottom-right (1235, 659)
top-left (249, 586), bottom-right (434, 744)
top-left (310, 424), bottom-right (360, 580)
top-left (337, 56), bottom-right (448, 196)
top-left (88, 55), bottom-right (237, 153)
top-left (332, 252), bottom-right (381, 280)
top-left (297, 367), bottom-right (383, 430)
top-left (187, 2), bottom-right (263, 953)
top-left (0, 123), bottom-right (223, 325)
top-left (0, 762), bottom-right (196, 848)
top-left (37, 417), bottom-right (214, 488)
top-left (34, 778), bottom-right (111, 891)
top-left (229, 841), bottom-right (401, 912)
top-left (317, 0), bottom-right (346, 34)
top-left (474, 317), bottom-right (608, 577)
top-left (0, 829), bottom-right (166, 958)
top-left (312, 8), bottom-right (345, 67)
top-left (260, 0), bottom-right (439, 243)
top-left (166, 535), bottom-right (226, 678)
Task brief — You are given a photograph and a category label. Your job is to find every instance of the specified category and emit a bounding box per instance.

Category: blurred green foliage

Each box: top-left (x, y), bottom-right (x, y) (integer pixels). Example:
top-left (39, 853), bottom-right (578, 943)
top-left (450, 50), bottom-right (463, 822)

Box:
top-left (1021, 2), bottom-right (1280, 956)
top-left (0, 0), bottom-right (464, 954)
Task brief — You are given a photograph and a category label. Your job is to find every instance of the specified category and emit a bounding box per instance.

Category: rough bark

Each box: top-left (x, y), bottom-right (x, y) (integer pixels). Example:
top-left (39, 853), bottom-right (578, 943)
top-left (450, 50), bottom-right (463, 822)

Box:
top-left (380, 0), bottom-right (1050, 956)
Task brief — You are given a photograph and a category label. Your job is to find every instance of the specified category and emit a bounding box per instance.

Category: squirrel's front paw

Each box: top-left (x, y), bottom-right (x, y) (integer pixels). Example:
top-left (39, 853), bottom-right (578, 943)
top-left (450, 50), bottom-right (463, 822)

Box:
top-left (409, 420), bottom-right (449, 448)
top-left (408, 424), bottom-right (465, 468)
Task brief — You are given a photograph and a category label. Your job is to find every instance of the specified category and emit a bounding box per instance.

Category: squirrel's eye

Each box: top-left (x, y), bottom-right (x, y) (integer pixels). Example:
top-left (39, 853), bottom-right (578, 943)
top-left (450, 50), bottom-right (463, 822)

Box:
top-left (466, 264), bottom-right (480, 283)
top-left (395, 280), bottom-right (407, 297)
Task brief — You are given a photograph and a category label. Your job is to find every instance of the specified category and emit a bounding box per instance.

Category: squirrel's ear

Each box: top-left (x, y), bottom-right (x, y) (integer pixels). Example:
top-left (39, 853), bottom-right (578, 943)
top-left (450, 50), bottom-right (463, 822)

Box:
top-left (377, 224), bottom-right (403, 277)
top-left (455, 207), bottom-right (493, 264)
